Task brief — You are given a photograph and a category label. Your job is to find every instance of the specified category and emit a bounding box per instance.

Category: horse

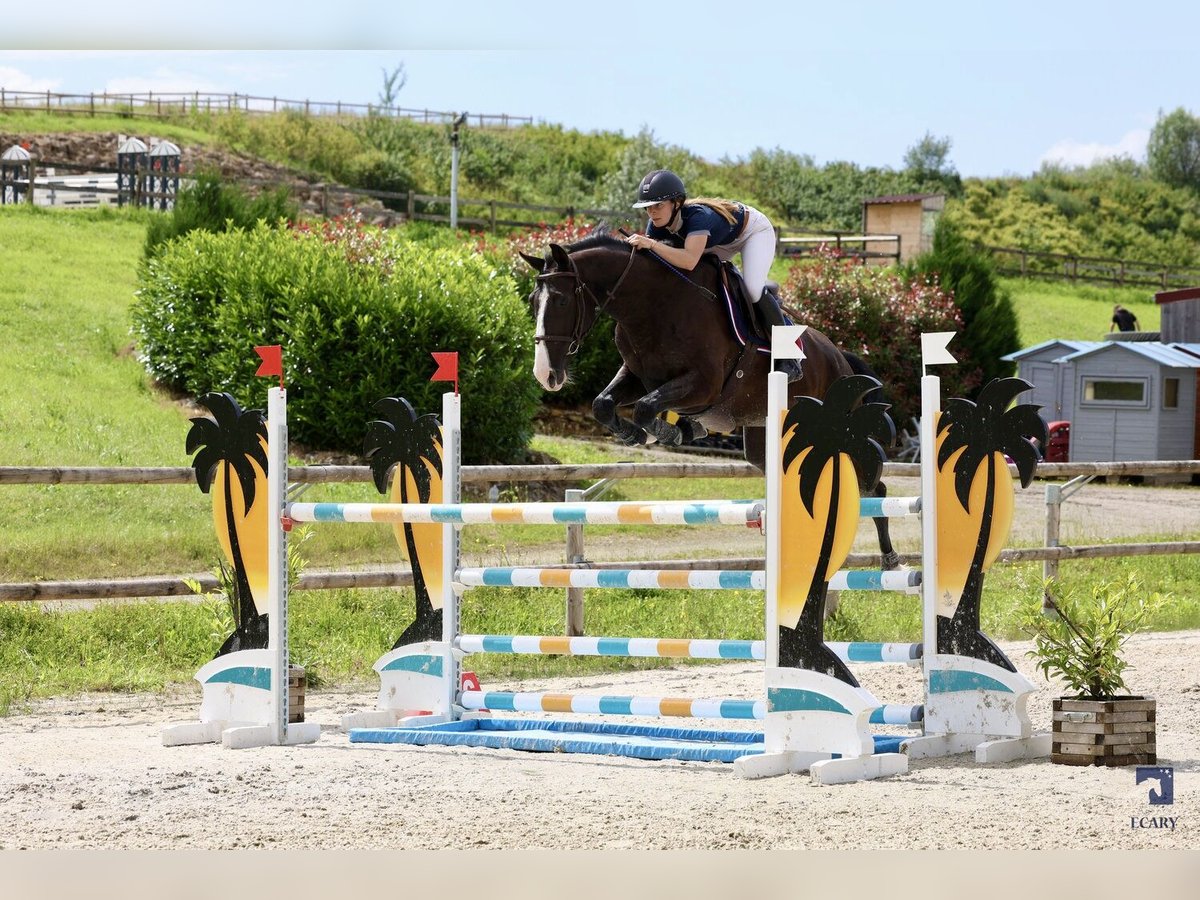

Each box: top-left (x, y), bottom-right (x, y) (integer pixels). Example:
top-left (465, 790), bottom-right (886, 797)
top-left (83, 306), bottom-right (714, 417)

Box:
top-left (521, 232), bottom-right (903, 570)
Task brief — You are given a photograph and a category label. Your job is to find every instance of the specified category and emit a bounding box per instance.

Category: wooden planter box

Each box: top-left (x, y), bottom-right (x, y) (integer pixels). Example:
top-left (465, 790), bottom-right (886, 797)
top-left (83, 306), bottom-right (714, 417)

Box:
top-left (1052, 697), bottom-right (1155, 766)
top-left (288, 665), bottom-right (306, 724)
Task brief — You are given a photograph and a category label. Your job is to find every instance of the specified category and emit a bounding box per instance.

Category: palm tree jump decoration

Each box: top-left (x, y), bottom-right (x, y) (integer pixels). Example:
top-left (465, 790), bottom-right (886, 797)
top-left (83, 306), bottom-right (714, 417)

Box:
top-left (164, 347), bottom-right (320, 748)
top-left (933, 378), bottom-right (1047, 669)
top-left (777, 375), bottom-right (894, 680)
top-left (364, 397), bottom-right (445, 646)
top-left (187, 391), bottom-right (271, 654)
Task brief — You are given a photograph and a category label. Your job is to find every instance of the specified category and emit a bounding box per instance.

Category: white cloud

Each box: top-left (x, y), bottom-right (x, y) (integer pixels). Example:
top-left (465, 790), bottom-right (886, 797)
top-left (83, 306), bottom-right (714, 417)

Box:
top-left (1039, 129), bottom-right (1150, 167)
top-left (0, 66), bottom-right (61, 92)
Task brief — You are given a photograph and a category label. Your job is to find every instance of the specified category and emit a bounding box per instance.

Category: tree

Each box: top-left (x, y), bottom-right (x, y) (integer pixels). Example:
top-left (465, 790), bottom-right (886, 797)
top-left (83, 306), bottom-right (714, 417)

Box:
top-left (378, 63), bottom-right (408, 108)
top-left (187, 392), bottom-right (271, 655)
top-left (934, 378), bottom-right (1045, 669)
top-left (906, 217), bottom-right (1020, 390)
top-left (777, 375), bottom-right (893, 680)
top-left (364, 397), bottom-right (445, 646)
top-left (903, 132), bottom-right (962, 196)
top-left (595, 127), bottom-right (697, 218)
top-left (1146, 107), bottom-right (1200, 192)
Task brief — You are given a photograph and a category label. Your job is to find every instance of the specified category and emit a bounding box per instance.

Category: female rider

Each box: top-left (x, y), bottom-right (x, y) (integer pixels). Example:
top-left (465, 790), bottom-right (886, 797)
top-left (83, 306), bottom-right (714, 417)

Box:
top-left (625, 169), bottom-right (793, 335)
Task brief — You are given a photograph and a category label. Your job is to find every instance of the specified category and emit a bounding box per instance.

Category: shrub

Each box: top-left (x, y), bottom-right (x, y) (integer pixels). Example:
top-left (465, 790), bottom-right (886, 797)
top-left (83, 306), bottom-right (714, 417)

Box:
top-left (143, 170), bottom-right (298, 258)
top-left (905, 218), bottom-right (1021, 390)
top-left (780, 249), bottom-right (971, 429)
top-left (132, 220), bottom-right (540, 462)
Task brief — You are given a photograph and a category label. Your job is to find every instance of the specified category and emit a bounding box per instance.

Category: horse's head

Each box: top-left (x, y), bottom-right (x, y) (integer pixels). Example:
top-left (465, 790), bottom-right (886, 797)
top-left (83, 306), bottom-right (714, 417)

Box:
top-left (520, 242), bottom-right (598, 392)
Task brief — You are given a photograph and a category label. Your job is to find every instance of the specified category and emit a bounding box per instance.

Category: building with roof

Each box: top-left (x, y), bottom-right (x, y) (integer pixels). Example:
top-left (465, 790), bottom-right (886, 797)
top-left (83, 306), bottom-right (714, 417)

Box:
top-left (1002, 339), bottom-right (1200, 464)
top-left (861, 193), bottom-right (944, 263)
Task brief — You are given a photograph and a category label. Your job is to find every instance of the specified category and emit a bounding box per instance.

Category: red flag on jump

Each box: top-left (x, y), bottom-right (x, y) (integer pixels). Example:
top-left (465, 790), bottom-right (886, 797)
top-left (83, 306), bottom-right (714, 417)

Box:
top-left (254, 345), bottom-right (284, 389)
top-left (431, 351), bottom-right (459, 395)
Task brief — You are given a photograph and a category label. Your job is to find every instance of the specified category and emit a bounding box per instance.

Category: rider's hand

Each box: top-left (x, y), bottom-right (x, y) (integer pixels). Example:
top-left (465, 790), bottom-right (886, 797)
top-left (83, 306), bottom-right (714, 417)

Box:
top-left (626, 233), bottom-right (655, 250)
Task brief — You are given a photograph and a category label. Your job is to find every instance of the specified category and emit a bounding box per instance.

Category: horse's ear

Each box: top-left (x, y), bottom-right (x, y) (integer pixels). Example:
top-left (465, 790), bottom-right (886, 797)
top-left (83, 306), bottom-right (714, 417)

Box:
top-left (548, 243), bottom-right (572, 270)
top-left (519, 251), bottom-right (545, 273)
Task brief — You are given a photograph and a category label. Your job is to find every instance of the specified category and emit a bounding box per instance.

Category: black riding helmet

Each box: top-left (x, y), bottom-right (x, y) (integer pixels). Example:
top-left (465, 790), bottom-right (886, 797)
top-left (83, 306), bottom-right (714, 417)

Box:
top-left (632, 169), bottom-right (686, 208)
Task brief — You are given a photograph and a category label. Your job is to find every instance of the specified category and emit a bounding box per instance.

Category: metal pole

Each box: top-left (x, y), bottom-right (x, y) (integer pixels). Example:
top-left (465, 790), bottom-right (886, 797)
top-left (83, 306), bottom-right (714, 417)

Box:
top-left (449, 112), bottom-right (467, 229)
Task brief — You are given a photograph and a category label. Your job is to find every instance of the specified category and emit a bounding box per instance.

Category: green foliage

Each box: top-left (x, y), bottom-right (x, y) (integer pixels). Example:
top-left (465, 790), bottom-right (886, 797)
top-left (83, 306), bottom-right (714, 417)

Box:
top-left (947, 163), bottom-right (1200, 267)
top-left (1022, 574), bottom-right (1166, 699)
top-left (781, 250), bottom-right (970, 427)
top-left (1146, 107), bottom-right (1200, 192)
top-left (143, 171), bottom-right (298, 258)
top-left (906, 217), bottom-right (1021, 388)
top-left (131, 217), bottom-right (541, 462)
top-left (743, 149), bottom-right (920, 230)
top-left (902, 131), bottom-right (963, 197)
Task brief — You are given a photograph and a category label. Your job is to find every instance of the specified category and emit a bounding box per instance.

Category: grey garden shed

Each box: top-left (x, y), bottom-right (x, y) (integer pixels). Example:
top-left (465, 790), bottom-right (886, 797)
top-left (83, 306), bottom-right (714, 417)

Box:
top-left (1002, 340), bottom-right (1200, 462)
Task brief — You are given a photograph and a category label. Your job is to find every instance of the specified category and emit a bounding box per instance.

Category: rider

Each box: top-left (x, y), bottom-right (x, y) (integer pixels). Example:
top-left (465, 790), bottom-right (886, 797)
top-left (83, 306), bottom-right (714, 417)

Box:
top-left (625, 169), bottom-right (800, 378)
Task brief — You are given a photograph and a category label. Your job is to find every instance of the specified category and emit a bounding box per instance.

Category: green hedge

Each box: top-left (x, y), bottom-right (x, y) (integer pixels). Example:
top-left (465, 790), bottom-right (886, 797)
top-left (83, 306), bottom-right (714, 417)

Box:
top-left (131, 221), bottom-right (541, 462)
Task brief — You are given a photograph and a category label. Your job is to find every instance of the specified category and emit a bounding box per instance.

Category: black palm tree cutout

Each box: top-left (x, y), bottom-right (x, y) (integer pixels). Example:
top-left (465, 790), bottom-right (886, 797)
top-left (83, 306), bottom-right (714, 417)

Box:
top-left (188, 392), bottom-right (270, 656)
top-left (364, 397), bottom-right (445, 647)
top-left (936, 377), bottom-right (1046, 670)
top-left (778, 375), bottom-right (893, 682)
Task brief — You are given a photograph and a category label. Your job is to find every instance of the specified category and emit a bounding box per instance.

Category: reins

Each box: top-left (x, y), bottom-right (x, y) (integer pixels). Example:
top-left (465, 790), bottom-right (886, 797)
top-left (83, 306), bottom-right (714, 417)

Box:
top-left (533, 245), bottom-right (639, 355)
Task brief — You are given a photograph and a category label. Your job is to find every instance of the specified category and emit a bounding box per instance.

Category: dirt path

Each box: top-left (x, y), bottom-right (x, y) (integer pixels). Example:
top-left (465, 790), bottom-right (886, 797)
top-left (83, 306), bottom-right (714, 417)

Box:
top-left (1, 631), bottom-right (1196, 850)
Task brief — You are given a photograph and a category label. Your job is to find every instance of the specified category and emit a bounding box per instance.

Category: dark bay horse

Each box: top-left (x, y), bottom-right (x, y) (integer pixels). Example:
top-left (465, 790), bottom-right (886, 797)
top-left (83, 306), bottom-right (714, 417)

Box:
top-left (521, 233), bottom-right (902, 570)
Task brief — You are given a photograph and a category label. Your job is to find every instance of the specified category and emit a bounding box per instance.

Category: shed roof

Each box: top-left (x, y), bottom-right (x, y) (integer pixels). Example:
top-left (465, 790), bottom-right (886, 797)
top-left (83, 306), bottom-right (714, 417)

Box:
top-left (1154, 287), bottom-right (1200, 305)
top-left (861, 193), bottom-right (942, 205)
top-left (1000, 339), bottom-right (1101, 362)
top-left (1058, 341), bottom-right (1200, 368)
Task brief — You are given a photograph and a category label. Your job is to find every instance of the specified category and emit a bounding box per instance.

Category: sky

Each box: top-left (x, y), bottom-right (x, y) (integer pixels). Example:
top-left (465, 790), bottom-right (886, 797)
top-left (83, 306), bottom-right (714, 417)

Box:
top-left (2, 1), bottom-right (1197, 178)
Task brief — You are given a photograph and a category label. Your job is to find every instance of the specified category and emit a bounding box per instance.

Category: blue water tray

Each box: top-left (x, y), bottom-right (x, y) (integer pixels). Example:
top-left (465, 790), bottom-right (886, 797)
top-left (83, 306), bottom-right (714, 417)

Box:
top-left (349, 717), bottom-right (906, 765)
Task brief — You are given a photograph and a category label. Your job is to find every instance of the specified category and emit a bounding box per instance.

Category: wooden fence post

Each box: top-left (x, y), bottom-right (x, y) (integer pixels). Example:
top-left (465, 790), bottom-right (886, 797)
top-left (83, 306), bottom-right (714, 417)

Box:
top-left (564, 488), bottom-right (586, 635)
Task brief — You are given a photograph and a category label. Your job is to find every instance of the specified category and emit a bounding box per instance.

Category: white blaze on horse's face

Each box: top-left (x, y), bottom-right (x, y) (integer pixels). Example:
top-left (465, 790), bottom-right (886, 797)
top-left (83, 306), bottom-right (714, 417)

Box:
top-left (532, 281), bottom-right (560, 391)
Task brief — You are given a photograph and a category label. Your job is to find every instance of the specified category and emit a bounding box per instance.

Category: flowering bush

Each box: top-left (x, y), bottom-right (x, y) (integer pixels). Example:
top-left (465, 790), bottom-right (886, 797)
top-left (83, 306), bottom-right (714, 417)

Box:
top-left (290, 212), bottom-right (401, 277)
top-left (781, 249), bottom-right (977, 429)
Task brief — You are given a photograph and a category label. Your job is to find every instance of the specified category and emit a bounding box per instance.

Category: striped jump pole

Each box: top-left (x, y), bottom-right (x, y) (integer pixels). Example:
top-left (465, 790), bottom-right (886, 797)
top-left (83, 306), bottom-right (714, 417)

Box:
top-left (454, 566), bottom-right (921, 593)
top-left (289, 498), bottom-right (763, 526)
top-left (456, 634), bottom-right (922, 667)
top-left (458, 688), bottom-right (922, 727)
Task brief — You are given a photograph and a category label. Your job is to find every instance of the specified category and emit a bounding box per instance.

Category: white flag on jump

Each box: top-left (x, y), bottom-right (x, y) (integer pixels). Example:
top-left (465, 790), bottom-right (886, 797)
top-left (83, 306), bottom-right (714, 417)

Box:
top-left (771, 325), bottom-right (808, 361)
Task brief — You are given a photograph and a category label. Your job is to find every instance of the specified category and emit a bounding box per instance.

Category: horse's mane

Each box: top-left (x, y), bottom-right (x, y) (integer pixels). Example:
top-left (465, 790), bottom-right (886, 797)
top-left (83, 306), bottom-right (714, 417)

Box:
top-left (565, 226), bottom-right (626, 254)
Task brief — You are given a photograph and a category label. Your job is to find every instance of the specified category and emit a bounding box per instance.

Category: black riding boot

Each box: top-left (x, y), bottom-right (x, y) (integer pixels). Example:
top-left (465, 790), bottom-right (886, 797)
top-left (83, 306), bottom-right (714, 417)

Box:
top-left (757, 289), bottom-right (803, 381)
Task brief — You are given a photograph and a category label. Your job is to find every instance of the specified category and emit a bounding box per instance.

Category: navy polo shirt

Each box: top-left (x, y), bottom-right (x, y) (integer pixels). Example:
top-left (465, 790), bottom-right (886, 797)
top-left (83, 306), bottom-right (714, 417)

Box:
top-left (647, 203), bottom-right (745, 248)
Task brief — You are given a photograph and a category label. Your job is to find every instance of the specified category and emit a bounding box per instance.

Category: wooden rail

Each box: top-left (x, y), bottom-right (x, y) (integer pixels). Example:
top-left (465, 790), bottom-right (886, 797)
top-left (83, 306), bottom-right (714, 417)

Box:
top-left (983, 244), bottom-right (1200, 290)
top-left (0, 89), bottom-right (531, 128)
top-left (5, 459), bottom-right (1200, 486)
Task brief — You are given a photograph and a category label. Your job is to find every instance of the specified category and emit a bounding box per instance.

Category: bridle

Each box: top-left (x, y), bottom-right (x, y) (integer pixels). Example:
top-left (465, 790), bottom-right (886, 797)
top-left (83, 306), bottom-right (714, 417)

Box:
top-left (533, 246), bottom-right (639, 356)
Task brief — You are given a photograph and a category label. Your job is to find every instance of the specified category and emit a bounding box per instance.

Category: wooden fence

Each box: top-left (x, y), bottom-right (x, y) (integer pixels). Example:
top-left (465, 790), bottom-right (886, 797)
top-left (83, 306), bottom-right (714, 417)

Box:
top-left (2, 459), bottom-right (1198, 605)
top-left (0, 89), bottom-right (531, 128)
top-left (983, 245), bottom-right (1200, 290)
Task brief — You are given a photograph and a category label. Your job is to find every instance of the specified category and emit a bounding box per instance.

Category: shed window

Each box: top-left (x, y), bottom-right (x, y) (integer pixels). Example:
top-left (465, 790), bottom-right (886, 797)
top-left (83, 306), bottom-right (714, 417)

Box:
top-left (1163, 377), bottom-right (1179, 409)
top-left (1081, 377), bottom-right (1147, 406)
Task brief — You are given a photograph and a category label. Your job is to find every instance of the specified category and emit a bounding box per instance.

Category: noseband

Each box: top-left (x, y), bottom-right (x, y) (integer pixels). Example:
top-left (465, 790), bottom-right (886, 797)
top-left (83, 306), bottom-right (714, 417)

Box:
top-left (534, 247), bottom-right (638, 356)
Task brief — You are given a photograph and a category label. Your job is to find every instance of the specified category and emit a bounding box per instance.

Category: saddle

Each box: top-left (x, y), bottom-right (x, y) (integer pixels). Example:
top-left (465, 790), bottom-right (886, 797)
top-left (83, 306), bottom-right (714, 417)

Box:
top-left (699, 255), bottom-right (783, 347)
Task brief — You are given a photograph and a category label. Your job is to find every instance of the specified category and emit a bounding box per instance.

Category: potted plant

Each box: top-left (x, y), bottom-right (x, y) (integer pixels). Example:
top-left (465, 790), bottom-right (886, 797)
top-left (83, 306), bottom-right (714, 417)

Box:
top-left (1023, 573), bottom-right (1165, 767)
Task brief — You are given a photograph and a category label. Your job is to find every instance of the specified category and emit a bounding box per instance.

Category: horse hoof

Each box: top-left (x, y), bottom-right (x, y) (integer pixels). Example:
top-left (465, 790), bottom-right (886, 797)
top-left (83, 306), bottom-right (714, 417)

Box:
top-left (881, 552), bottom-right (903, 571)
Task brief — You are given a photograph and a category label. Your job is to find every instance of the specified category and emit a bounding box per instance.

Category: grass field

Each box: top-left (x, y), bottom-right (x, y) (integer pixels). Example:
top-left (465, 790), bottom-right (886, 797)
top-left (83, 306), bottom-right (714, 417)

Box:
top-left (1, 203), bottom-right (1196, 712)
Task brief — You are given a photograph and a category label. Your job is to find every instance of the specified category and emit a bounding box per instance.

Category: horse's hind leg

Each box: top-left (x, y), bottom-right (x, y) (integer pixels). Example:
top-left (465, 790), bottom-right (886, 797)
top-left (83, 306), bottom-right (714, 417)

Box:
top-left (868, 480), bottom-right (903, 570)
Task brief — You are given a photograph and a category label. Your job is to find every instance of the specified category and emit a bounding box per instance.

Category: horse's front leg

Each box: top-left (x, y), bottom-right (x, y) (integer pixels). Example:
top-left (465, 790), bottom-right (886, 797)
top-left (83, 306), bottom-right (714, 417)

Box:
top-left (593, 366), bottom-right (651, 445)
top-left (630, 372), bottom-right (711, 447)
